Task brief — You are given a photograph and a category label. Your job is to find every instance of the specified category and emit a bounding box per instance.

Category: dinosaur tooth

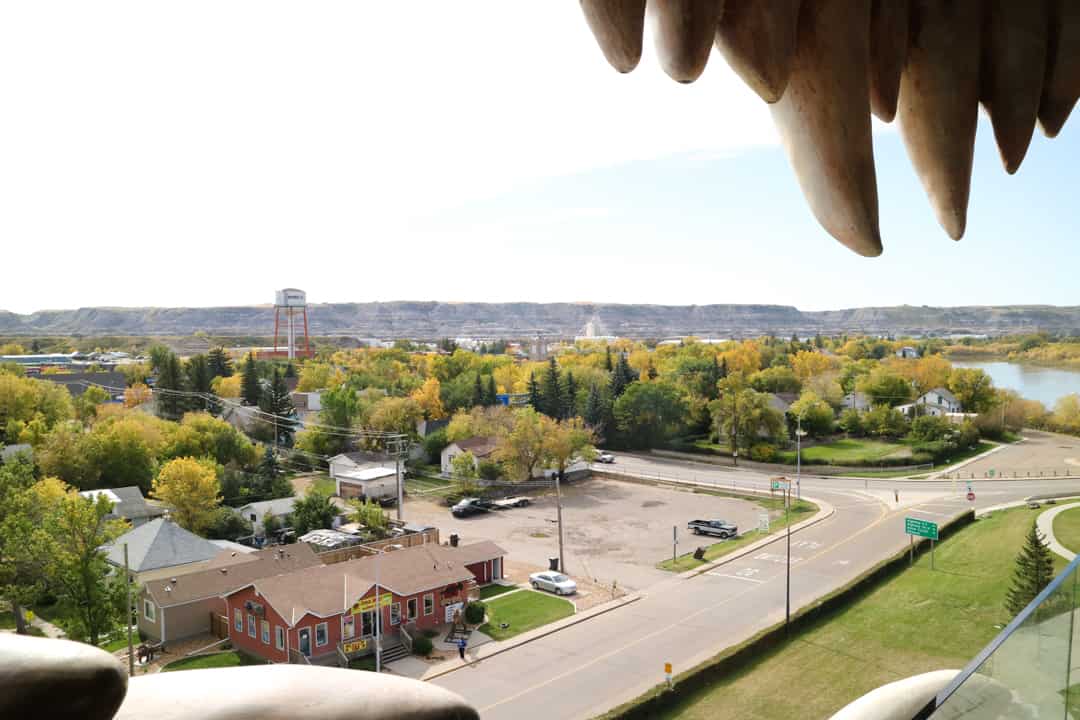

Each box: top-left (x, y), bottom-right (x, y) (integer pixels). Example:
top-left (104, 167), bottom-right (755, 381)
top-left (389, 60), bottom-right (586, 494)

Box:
top-left (713, 0), bottom-right (801, 103)
top-left (898, 0), bottom-right (982, 240)
top-left (1039, 0), bottom-right (1080, 137)
top-left (770, 0), bottom-right (881, 256)
top-left (868, 0), bottom-right (908, 122)
top-left (580, 0), bottom-right (647, 73)
top-left (650, 0), bottom-right (724, 83)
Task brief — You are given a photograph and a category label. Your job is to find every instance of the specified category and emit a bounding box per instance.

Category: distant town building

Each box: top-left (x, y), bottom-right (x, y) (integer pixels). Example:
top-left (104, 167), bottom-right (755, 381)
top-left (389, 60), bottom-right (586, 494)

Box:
top-left (80, 487), bottom-right (167, 528)
top-left (895, 346), bottom-right (920, 359)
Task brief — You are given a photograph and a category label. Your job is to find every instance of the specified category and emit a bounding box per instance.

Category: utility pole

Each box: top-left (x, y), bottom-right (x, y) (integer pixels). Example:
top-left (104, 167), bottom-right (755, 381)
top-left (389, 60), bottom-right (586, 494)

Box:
top-left (375, 548), bottom-right (382, 672)
top-left (124, 543), bottom-right (134, 676)
top-left (556, 470), bottom-right (566, 573)
top-left (785, 485), bottom-right (791, 632)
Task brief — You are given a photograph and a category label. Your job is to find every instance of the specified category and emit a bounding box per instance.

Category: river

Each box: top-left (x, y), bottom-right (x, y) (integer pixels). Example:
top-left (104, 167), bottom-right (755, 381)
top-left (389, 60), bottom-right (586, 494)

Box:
top-left (950, 359), bottom-right (1080, 408)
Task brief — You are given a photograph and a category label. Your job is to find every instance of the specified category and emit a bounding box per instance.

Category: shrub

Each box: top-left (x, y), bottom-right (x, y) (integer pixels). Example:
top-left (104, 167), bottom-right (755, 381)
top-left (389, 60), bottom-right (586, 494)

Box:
top-left (464, 601), bottom-right (486, 625)
top-left (412, 635), bottom-right (433, 656)
top-left (423, 428), bottom-right (449, 464)
top-left (908, 415), bottom-right (954, 443)
top-left (838, 409), bottom-right (864, 437)
top-left (477, 460), bottom-right (503, 481)
top-left (749, 443), bottom-right (777, 463)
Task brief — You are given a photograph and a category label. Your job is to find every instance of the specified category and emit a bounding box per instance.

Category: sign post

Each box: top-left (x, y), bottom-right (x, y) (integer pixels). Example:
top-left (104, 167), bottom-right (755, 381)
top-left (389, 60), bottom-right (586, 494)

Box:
top-left (904, 517), bottom-right (939, 569)
top-left (672, 525), bottom-right (678, 566)
top-left (665, 662), bottom-right (673, 688)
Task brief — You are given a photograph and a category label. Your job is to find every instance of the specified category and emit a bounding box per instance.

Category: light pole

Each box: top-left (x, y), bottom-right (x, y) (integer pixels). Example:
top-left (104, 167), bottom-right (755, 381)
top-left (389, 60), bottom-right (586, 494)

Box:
top-left (555, 469), bottom-right (566, 573)
top-left (787, 412), bottom-right (807, 631)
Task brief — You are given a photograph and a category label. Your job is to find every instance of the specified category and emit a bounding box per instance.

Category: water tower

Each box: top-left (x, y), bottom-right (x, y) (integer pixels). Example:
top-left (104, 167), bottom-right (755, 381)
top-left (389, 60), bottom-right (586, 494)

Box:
top-left (273, 288), bottom-right (312, 359)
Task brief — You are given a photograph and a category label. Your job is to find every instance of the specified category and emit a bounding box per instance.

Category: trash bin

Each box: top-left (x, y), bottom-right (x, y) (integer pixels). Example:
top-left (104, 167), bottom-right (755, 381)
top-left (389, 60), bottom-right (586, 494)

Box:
top-left (450, 534), bottom-right (459, 547)
top-left (693, 547), bottom-right (706, 561)
top-left (548, 557), bottom-right (559, 571)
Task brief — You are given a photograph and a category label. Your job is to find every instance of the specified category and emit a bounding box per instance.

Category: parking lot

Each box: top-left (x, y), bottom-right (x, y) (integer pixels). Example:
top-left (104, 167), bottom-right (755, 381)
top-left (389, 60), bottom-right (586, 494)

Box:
top-left (404, 477), bottom-right (768, 591)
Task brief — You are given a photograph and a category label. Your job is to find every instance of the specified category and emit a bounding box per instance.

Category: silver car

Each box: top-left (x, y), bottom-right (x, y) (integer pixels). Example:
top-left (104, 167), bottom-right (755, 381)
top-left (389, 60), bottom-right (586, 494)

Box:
top-left (529, 571), bottom-right (577, 596)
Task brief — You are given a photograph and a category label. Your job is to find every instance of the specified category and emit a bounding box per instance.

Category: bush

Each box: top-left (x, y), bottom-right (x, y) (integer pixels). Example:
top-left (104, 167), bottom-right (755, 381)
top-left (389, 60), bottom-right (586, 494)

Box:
top-left (464, 601), bottom-right (486, 625)
top-left (477, 460), bottom-right (503, 481)
top-left (838, 409), bottom-right (864, 437)
top-left (908, 415), bottom-right (954, 443)
top-left (423, 429), bottom-right (449, 464)
top-left (749, 443), bottom-right (777, 463)
top-left (412, 635), bottom-right (433, 656)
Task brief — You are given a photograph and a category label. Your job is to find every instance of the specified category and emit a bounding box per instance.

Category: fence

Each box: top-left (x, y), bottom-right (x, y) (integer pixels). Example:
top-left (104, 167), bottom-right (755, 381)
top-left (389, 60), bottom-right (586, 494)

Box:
top-left (941, 466), bottom-right (1080, 481)
top-left (209, 612), bottom-right (229, 640)
top-left (288, 649), bottom-right (311, 665)
top-left (315, 528), bottom-right (440, 565)
top-left (592, 467), bottom-right (796, 500)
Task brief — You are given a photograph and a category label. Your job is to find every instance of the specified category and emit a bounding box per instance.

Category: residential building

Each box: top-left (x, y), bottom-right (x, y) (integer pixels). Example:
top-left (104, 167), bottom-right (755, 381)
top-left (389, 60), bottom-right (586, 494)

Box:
top-left (237, 497), bottom-right (297, 536)
top-left (896, 346), bottom-right (920, 359)
top-left (105, 518), bottom-right (232, 583)
top-left (842, 391), bottom-right (873, 413)
top-left (334, 466), bottom-right (397, 501)
top-left (897, 387), bottom-right (963, 418)
top-left (766, 392), bottom-right (799, 415)
top-left (223, 541), bottom-right (505, 664)
top-left (440, 436), bottom-right (498, 474)
top-left (40, 371), bottom-right (128, 399)
top-left (79, 486), bottom-right (167, 528)
top-left (138, 544), bottom-right (321, 644)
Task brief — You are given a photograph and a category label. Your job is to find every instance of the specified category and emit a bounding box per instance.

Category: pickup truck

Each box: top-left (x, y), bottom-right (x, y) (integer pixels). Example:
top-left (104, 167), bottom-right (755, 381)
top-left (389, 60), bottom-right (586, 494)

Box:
top-left (451, 498), bottom-right (496, 517)
top-left (687, 519), bottom-right (738, 538)
top-left (491, 496), bottom-right (531, 509)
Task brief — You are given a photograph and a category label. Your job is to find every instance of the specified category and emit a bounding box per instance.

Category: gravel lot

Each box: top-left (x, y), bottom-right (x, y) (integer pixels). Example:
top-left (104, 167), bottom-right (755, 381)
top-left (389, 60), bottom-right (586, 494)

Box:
top-left (403, 477), bottom-right (766, 591)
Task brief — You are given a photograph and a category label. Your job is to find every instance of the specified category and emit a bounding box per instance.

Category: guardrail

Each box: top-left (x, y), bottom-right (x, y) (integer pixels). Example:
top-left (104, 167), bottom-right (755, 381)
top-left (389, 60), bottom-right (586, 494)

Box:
top-left (400, 623), bottom-right (414, 654)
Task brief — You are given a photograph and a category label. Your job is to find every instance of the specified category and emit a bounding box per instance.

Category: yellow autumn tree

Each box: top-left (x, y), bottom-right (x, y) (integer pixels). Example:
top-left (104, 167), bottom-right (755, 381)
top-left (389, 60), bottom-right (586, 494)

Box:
top-left (152, 457), bottom-right (221, 536)
top-left (410, 377), bottom-right (446, 420)
top-left (211, 374), bottom-right (241, 398)
top-left (123, 382), bottom-right (152, 408)
top-left (790, 350), bottom-right (837, 382)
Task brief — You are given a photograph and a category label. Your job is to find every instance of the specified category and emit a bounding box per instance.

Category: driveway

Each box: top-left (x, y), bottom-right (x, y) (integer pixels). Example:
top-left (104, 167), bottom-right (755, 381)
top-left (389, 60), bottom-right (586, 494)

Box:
top-left (403, 478), bottom-right (766, 591)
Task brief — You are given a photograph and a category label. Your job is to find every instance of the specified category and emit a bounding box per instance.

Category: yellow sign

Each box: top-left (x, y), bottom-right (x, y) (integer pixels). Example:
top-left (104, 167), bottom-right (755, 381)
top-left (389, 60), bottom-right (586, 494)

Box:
top-left (342, 639), bottom-right (368, 654)
top-left (664, 663), bottom-right (672, 675)
top-left (350, 595), bottom-right (392, 615)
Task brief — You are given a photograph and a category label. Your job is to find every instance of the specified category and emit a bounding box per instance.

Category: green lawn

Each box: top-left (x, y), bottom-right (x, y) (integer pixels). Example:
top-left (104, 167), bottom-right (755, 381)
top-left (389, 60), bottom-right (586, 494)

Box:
top-left (161, 651), bottom-right (263, 672)
top-left (0, 610), bottom-right (15, 629)
top-left (650, 506), bottom-right (1057, 720)
top-left (1054, 506), bottom-right (1080, 555)
top-left (658, 499), bottom-right (818, 572)
top-left (348, 656), bottom-right (377, 671)
top-left (405, 474), bottom-right (454, 496)
top-left (776, 439), bottom-right (910, 465)
top-left (308, 476), bottom-right (336, 496)
top-left (478, 590), bottom-right (575, 641)
top-left (478, 584), bottom-right (519, 601)
top-left (99, 636), bottom-right (131, 653)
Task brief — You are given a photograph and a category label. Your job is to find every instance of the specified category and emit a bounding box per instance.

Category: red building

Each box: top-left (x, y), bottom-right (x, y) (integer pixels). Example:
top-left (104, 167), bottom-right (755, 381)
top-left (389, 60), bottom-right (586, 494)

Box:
top-left (224, 540), bottom-right (505, 664)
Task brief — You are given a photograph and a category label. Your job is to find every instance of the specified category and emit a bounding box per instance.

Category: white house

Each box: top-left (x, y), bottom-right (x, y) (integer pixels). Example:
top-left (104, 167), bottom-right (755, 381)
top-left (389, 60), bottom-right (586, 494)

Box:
top-left (237, 497), bottom-right (297, 536)
top-left (440, 436), bottom-right (499, 474)
top-left (843, 391), bottom-right (873, 413)
top-left (334, 466), bottom-right (397, 501)
top-left (897, 387), bottom-right (963, 418)
top-left (896, 346), bottom-right (919, 359)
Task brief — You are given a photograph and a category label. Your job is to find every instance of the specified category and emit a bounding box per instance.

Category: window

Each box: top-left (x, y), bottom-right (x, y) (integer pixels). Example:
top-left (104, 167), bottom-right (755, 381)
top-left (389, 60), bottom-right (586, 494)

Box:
top-left (391, 602), bottom-right (401, 626)
top-left (143, 599), bottom-right (155, 622)
top-left (275, 626), bottom-right (285, 650)
top-left (315, 622), bottom-right (328, 647)
top-left (261, 620), bottom-right (270, 644)
top-left (407, 598), bottom-right (418, 620)
top-left (234, 608), bottom-right (242, 632)
top-left (250, 513), bottom-right (257, 522)
top-left (248, 614), bottom-right (256, 637)
top-left (343, 615), bottom-right (355, 639)
top-left (360, 610), bottom-right (374, 637)
top-left (424, 593), bottom-right (434, 616)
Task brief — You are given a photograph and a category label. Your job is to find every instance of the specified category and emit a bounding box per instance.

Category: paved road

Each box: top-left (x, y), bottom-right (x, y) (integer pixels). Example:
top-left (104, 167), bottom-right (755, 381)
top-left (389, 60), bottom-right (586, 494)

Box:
top-left (432, 454), bottom-right (1080, 720)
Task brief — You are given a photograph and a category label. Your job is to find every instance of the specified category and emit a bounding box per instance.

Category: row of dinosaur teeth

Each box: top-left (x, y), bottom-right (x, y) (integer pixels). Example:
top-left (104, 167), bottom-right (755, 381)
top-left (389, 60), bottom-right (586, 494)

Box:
top-left (579, 0), bottom-right (1080, 256)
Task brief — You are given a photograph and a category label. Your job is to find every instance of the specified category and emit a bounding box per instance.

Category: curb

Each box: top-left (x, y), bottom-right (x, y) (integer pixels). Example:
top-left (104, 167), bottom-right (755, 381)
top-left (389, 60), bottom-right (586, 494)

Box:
top-left (1036, 501), bottom-right (1080, 561)
top-left (422, 592), bottom-right (643, 681)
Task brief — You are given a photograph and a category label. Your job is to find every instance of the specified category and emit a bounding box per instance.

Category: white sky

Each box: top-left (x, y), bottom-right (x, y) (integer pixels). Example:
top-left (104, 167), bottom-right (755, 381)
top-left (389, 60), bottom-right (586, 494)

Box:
top-left (2, 3), bottom-right (1073, 315)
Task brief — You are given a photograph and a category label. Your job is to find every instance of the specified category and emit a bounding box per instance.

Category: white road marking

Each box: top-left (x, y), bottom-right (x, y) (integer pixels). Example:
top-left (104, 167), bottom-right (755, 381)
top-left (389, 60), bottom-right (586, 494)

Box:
top-left (753, 552), bottom-right (803, 564)
top-left (706, 572), bottom-right (765, 583)
top-left (910, 509), bottom-right (952, 517)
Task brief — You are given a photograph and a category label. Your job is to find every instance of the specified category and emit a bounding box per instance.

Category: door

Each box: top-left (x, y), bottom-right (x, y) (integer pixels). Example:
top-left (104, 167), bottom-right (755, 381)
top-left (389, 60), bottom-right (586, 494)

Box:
top-left (298, 628), bottom-right (311, 657)
top-left (493, 557), bottom-right (502, 580)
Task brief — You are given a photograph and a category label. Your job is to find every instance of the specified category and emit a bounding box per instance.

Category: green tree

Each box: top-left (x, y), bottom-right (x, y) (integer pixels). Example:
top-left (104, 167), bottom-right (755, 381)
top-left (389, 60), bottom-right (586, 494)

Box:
top-left (205, 506), bottom-right (253, 541)
top-left (184, 354), bottom-right (216, 413)
top-left (583, 383), bottom-right (607, 436)
top-left (1004, 523), bottom-right (1055, 616)
top-left (73, 385), bottom-right (111, 425)
top-left (0, 456), bottom-right (58, 634)
top-left (604, 346), bottom-right (613, 372)
top-left (495, 407), bottom-right (551, 481)
top-left (863, 405), bottom-right (910, 438)
top-left (208, 347), bottom-right (233, 379)
top-left (838, 408), bottom-right (865, 437)
top-left (546, 417), bottom-right (596, 475)
top-left (291, 490), bottom-right (338, 535)
top-left (613, 382), bottom-right (687, 449)
top-left (155, 351), bottom-right (187, 421)
top-left (450, 450), bottom-right (478, 479)
top-left (472, 373), bottom-right (484, 408)
top-left (152, 457), bottom-right (222, 536)
top-left (348, 498), bottom-right (389, 539)
top-left (48, 490), bottom-right (128, 645)
top-left (610, 354), bottom-right (635, 398)
top-left (259, 368), bottom-right (297, 446)
top-left (563, 371), bottom-right (578, 420)
top-left (856, 367), bottom-right (912, 407)
top-left (527, 371), bottom-right (542, 412)
top-left (948, 367), bottom-right (997, 414)
top-left (710, 374), bottom-right (785, 455)
top-left (908, 415), bottom-right (954, 443)
top-left (241, 353), bottom-right (262, 406)
top-left (484, 375), bottom-right (498, 406)
top-left (788, 392), bottom-right (835, 438)
top-left (541, 357), bottom-right (563, 418)
top-left (749, 366), bottom-right (802, 394)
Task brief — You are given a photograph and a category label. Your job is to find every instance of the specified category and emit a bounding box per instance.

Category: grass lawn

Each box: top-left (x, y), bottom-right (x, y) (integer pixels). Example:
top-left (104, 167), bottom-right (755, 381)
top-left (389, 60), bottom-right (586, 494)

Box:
top-left (348, 656), bottom-right (377, 671)
top-left (308, 476), bottom-right (336, 496)
top-left (99, 636), bottom-right (131, 653)
top-left (478, 590), bottom-right (575, 641)
top-left (405, 474), bottom-right (454, 496)
top-left (0, 610), bottom-right (15, 630)
top-left (478, 584), bottom-right (519, 601)
top-left (652, 506), bottom-right (1058, 720)
top-left (161, 651), bottom-right (263, 672)
top-left (776, 439), bottom-right (909, 465)
top-left (658, 498), bottom-right (818, 572)
top-left (1053, 506), bottom-right (1080, 555)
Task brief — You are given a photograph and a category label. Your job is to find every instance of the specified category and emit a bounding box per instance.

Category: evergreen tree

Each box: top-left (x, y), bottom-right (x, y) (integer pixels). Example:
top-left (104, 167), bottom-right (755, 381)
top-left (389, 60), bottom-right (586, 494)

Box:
top-left (563, 371), bottom-right (578, 419)
top-left (814, 333), bottom-right (824, 349)
top-left (541, 357), bottom-right (562, 418)
top-left (241, 353), bottom-right (261, 406)
top-left (646, 360), bottom-right (658, 380)
top-left (584, 383), bottom-right (606, 432)
top-left (604, 346), bottom-right (613, 372)
top-left (259, 368), bottom-right (296, 446)
top-left (527, 371), bottom-right (542, 411)
top-left (207, 347), bottom-right (233, 379)
top-left (472, 373), bottom-right (484, 408)
top-left (155, 352), bottom-right (187, 421)
top-left (1004, 523), bottom-right (1056, 616)
top-left (610, 354), bottom-right (635, 398)
top-left (184, 354), bottom-right (213, 412)
top-left (706, 355), bottom-right (721, 400)
top-left (484, 375), bottom-right (498, 406)
top-left (31, 339), bottom-right (41, 353)
top-left (285, 362), bottom-right (297, 379)
top-left (720, 357), bottom-right (728, 379)
top-left (258, 446), bottom-right (280, 484)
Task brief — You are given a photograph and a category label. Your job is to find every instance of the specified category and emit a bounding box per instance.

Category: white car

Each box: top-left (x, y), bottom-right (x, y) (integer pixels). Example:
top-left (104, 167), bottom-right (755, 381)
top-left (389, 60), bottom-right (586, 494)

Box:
top-left (529, 571), bottom-right (577, 596)
top-left (595, 452), bottom-right (615, 464)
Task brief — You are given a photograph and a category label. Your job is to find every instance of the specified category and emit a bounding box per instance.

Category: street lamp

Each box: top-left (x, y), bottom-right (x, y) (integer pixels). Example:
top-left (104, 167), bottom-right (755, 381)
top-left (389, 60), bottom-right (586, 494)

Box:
top-left (787, 411), bottom-right (807, 631)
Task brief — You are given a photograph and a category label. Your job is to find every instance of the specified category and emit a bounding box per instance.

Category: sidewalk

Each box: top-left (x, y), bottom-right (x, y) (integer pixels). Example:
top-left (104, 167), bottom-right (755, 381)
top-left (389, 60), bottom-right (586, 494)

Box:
top-left (1036, 501), bottom-right (1080, 561)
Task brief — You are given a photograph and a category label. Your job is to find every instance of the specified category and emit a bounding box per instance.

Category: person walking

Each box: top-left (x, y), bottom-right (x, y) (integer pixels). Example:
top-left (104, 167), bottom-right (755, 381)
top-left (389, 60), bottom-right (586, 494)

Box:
top-left (456, 636), bottom-right (467, 661)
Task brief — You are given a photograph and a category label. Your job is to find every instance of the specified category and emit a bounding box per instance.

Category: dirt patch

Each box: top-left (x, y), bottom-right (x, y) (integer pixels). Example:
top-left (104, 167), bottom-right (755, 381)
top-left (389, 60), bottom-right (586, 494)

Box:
top-left (641, 500), bottom-right (665, 508)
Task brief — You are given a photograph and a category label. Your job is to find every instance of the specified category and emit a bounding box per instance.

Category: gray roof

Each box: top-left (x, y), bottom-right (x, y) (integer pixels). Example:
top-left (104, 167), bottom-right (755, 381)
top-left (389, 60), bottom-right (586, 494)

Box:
top-left (922, 387), bottom-right (960, 406)
top-left (80, 486), bottom-right (165, 522)
top-left (40, 371), bottom-right (128, 398)
top-left (237, 497), bottom-right (297, 517)
top-left (105, 519), bottom-right (221, 573)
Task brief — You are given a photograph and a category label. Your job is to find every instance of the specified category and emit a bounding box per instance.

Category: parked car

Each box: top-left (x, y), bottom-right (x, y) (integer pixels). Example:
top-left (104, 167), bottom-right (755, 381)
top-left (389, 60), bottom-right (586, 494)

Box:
top-left (595, 452), bottom-right (615, 464)
top-left (687, 519), bottom-right (738, 538)
top-left (529, 571), bottom-right (577, 596)
top-left (492, 496), bottom-right (531, 509)
top-left (451, 497), bottom-right (495, 517)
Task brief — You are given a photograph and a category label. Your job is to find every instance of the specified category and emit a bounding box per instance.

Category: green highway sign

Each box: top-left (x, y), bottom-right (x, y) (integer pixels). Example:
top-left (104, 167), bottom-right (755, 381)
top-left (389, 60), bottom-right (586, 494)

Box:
top-left (771, 479), bottom-right (790, 490)
top-left (905, 517), bottom-right (939, 540)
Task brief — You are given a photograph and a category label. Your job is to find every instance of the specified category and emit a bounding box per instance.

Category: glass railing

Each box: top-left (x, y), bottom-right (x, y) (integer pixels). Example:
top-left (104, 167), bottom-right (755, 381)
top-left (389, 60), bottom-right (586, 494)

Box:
top-left (921, 552), bottom-right (1080, 719)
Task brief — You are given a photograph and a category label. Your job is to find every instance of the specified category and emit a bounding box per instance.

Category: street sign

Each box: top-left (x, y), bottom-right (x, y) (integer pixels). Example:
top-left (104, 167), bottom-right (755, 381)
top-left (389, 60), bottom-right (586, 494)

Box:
top-left (771, 479), bottom-right (790, 491)
top-left (988, 469), bottom-right (996, 478)
top-left (967, 492), bottom-right (976, 502)
top-left (758, 511), bottom-right (770, 533)
top-left (904, 517), bottom-right (939, 540)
